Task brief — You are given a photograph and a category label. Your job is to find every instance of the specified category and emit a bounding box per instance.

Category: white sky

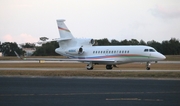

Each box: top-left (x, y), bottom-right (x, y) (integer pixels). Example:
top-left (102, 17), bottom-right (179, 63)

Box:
top-left (0, 0), bottom-right (180, 44)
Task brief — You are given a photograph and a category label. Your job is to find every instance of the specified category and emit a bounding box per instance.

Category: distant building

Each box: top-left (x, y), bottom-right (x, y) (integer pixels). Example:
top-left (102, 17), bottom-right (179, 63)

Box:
top-left (22, 48), bottom-right (36, 56)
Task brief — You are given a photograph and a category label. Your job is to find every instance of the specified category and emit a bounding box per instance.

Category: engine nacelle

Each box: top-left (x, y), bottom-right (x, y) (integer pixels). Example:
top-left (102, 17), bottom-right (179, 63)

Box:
top-left (76, 38), bottom-right (96, 46)
top-left (90, 39), bottom-right (96, 45)
top-left (65, 47), bottom-right (84, 55)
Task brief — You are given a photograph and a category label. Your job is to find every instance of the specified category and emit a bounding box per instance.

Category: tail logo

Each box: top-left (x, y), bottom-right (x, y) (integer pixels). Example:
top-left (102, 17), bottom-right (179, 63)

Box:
top-left (58, 26), bottom-right (70, 32)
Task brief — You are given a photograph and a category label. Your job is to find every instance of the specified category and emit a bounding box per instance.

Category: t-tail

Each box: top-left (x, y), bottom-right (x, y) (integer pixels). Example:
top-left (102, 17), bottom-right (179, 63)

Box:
top-left (57, 19), bottom-right (74, 39)
top-left (55, 19), bottom-right (95, 55)
top-left (56, 19), bottom-right (77, 53)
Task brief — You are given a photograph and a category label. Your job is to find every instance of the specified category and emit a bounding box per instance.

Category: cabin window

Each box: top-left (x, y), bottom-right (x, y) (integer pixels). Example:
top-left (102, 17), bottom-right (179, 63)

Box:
top-left (106, 51), bottom-right (108, 53)
top-left (101, 51), bottom-right (103, 53)
top-left (93, 51), bottom-right (95, 53)
top-left (114, 51), bottom-right (116, 53)
top-left (144, 49), bottom-right (148, 52)
top-left (122, 51), bottom-right (124, 53)
top-left (119, 51), bottom-right (121, 53)
top-left (96, 51), bottom-right (97, 53)
top-left (127, 51), bottom-right (129, 53)
top-left (103, 51), bottom-right (105, 53)
top-left (109, 51), bottom-right (111, 53)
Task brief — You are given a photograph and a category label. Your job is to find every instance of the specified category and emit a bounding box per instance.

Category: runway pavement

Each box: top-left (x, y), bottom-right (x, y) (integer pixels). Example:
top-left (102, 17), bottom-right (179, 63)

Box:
top-left (0, 76), bottom-right (180, 106)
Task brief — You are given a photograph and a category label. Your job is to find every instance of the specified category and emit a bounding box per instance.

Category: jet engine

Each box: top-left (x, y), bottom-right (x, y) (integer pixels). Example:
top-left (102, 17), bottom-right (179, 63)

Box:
top-left (65, 47), bottom-right (84, 55)
top-left (89, 39), bottom-right (96, 45)
top-left (76, 38), bottom-right (96, 46)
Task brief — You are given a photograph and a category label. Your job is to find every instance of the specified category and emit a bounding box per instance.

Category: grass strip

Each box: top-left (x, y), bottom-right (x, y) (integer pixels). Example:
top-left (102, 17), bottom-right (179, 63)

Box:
top-left (0, 63), bottom-right (180, 70)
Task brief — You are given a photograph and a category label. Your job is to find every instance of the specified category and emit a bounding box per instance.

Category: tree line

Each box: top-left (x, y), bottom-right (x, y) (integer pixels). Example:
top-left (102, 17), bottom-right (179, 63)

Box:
top-left (0, 42), bottom-right (24, 56)
top-left (0, 38), bottom-right (179, 56)
top-left (96, 38), bottom-right (180, 55)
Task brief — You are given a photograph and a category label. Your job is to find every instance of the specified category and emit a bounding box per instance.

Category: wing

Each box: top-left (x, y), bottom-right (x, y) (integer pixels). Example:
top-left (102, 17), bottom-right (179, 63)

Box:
top-left (22, 57), bottom-right (114, 62)
top-left (14, 51), bottom-right (125, 64)
top-left (22, 57), bottom-right (127, 65)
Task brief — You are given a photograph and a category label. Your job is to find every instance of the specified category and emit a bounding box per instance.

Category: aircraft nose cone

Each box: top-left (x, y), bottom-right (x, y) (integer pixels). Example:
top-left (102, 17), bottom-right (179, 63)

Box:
top-left (162, 55), bottom-right (166, 60)
top-left (160, 54), bottom-right (166, 60)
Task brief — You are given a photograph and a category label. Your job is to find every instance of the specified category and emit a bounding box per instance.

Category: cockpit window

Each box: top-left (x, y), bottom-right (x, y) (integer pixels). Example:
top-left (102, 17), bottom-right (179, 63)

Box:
top-left (144, 49), bottom-right (148, 52)
top-left (149, 49), bottom-right (155, 52)
top-left (144, 48), bottom-right (156, 52)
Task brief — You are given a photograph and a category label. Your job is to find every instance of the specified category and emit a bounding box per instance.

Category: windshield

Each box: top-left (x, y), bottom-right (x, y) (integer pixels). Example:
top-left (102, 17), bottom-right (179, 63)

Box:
top-left (144, 49), bottom-right (156, 52)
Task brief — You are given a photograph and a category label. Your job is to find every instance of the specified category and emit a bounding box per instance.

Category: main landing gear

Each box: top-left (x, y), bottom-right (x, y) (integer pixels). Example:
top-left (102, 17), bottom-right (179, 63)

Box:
top-left (87, 64), bottom-right (117, 70)
top-left (106, 65), bottom-right (113, 70)
top-left (146, 62), bottom-right (151, 70)
top-left (87, 63), bottom-right (93, 70)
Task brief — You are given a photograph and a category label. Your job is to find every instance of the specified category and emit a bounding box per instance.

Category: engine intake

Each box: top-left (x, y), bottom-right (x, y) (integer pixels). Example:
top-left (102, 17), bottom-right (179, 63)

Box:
top-left (75, 38), bottom-right (96, 46)
top-left (90, 39), bottom-right (96, 45)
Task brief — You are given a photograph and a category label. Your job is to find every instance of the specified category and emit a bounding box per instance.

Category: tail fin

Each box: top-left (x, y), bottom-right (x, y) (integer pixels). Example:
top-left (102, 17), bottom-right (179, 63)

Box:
top-left (57, 19), bottom-right (74, 39)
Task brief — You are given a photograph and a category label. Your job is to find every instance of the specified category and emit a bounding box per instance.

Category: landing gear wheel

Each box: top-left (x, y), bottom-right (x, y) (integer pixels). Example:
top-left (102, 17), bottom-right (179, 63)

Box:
top-left (87, 67), bottom-right (93, 70)
top-left (146, 62), bottom-right (151, 70)
top-left (87, 63), bottom-right (93, 70)
top-left (146, 67), bottom-right (150, 70)
top-left (106, 65), bottom-right (112, 70)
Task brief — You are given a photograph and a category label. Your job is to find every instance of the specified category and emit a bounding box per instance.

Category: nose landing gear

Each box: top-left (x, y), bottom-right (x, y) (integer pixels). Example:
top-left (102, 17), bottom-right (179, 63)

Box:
top-left (146, 62), bottom-right (151, 70)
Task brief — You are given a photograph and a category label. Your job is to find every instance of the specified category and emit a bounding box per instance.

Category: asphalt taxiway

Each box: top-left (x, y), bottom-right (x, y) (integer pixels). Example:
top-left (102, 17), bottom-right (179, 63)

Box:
top-left (0, 76), bottom-right (180, 106)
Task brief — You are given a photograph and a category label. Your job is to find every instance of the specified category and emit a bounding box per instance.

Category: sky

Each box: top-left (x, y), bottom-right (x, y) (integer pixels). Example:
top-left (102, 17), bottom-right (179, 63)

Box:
top-left (0, 0), bottom-right (180, 44)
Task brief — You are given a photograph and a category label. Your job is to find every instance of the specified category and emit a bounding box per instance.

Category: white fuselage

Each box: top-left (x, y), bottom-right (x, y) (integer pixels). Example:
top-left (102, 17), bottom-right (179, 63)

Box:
top-left (55, 45), bottom-right (165, 65)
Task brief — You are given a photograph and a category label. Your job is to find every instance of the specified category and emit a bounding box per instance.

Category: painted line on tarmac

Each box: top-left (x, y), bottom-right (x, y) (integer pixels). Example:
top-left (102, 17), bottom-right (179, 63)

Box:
top-left (106, 98), bottom-right (163, 101)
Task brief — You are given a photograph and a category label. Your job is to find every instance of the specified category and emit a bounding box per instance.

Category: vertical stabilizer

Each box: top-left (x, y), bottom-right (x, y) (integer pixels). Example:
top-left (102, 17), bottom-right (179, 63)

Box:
top-left (57, 19), bottom-right (74, 39)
